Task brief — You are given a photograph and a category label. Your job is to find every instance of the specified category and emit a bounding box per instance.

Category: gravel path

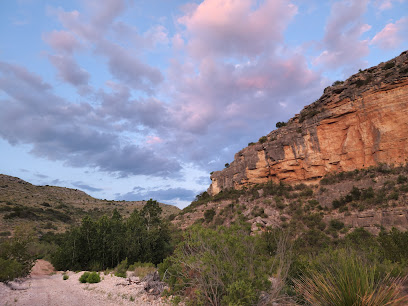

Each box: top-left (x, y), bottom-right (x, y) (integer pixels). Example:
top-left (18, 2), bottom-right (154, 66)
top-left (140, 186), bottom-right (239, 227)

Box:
top-left (0, 261), bottom-right (170, 306)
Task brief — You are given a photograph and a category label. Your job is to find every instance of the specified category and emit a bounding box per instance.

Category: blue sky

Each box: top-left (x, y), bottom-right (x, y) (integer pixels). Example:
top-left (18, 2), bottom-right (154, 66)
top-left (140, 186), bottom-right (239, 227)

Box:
top-left (0, 0), bottom-right (407, 208)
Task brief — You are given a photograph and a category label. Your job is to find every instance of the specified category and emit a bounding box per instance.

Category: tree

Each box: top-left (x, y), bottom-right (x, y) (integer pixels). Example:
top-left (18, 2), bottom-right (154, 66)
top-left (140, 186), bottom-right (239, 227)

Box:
top-left (0, 225), bottom-right (36, 282)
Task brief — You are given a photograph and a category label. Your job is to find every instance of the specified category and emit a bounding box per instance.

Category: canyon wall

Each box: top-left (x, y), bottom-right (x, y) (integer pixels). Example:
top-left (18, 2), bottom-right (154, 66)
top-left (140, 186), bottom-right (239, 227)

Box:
top-left (209, 51), bottom-right (408, 195)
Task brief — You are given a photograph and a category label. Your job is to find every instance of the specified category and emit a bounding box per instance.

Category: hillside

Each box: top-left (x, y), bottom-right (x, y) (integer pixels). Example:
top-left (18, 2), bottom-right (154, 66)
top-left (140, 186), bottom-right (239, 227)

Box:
top-left (174, 51), bottom-right (408, 235)
top-left (0, 174), bottom-right (180, 235)
top-left (209, 50), bottom-right (408, 194)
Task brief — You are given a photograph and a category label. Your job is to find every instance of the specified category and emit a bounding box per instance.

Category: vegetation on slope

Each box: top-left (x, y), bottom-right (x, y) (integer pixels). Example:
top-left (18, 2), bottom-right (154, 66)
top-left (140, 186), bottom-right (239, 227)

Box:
top-left (159, 224), bottom-right (408, 305)
top-left (0, 174), bottom-right (180, 236)
top-left (175, 164), bottom-right (408, 236)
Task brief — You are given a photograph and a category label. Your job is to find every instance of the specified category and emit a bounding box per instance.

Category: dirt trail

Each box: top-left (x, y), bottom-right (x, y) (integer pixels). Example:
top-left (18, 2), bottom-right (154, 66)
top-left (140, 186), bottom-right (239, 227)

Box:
top-left (0, 261), bottom-right (168, 306)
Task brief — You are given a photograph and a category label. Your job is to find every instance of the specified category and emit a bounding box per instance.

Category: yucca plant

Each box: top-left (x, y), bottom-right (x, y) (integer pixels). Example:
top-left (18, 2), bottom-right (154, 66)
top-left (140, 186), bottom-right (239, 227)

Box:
top-left (294, 249), bottom-right (408, 306)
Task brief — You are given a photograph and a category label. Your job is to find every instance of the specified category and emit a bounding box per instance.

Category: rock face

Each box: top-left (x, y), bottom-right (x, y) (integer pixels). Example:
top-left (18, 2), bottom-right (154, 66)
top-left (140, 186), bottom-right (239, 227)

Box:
top-left (209, 51), bottom-right (408, 195)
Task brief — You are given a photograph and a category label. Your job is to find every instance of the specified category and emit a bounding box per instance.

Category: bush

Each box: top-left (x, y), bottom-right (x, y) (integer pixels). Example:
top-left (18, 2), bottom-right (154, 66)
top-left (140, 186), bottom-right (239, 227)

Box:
top-left (79, 272), bottom-right (90, 283)
top-left (63, 273), bottom-right (69, 280)
top-left (329, 219), bottom-right (345, 231)
top-left (276, 121), bottom-right (287, 128)
top-left (204, 208), bottom-right (216, 223)
top-left (79, 271), bottom-right (100, 283)
top-left (87, 272), bottom-right (101, 283)
top-left (294, 249), bottom-right (408, 306)
top-left (0, 258), bottom-right (25, 282)
top-left (159, 225), bottom-right (272, 305)
top-left (397, 175), bottom-right (407, 184)
top-left (114, 258), bottom-right (128, 278)
top-left (383, 62), bottom-right (395, 70)
top-left (259, 136), bottom-right (268, 143)
top-left (0, 225), bottom-right (36, 282)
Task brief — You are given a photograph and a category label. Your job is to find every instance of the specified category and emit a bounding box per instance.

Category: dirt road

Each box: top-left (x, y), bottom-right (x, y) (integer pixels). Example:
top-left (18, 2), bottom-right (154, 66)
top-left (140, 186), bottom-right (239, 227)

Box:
top-left (0, 261), bottom-right (167, 306)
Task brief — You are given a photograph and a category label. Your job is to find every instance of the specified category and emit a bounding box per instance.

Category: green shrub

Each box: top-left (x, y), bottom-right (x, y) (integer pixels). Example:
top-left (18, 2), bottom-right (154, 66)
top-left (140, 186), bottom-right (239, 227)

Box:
top-left (159, 225), bottom-right (271, 305)
top-left (259, 136), bottom-right (268, 143)
top-left (79, 272), bottom-right (90, 283)
top-left (383, 62), bottom-right (395, 70)
top-left (276, 121), bottom-right (287, 128)
top-left (329, 219), bottom-right (345, 231)
top-left (0, 258), bottom-right (25, 282)
top-left (87, 272), bottom-right (100, 283)
top-left (397, 175), bottom-right (407, 184)
top-left (114, 258), bottom-right (128, 278)
top-left (0, 225), bottom-right (36, 282)
top-left (63, 273), bottom-right (69, 280)
top-left (204, 208), bottom-right (216, 223)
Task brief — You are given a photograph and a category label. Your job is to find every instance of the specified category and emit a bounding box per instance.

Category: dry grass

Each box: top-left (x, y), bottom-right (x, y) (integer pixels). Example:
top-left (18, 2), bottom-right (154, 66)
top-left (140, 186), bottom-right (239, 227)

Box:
top-left (132, 266), bottom-right (157, 279)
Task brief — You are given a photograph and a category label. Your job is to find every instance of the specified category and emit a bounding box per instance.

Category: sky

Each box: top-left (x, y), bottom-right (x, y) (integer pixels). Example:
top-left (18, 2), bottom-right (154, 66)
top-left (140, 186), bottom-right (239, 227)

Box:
top-left (0, 0), bottom-right (407, 208)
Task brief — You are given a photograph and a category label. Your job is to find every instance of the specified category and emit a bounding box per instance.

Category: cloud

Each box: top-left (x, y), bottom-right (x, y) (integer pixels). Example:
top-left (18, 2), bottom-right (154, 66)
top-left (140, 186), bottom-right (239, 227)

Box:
top-left (371, 17), bottom-right (408, 50)
top-left (313, 0), bottom-right (370, 72)
top-left (48, 3), bottom-right (163, 93)
top-left (72, 181), bottom-right (103, 192)
top-left (117, 187), bottom-right (196, 203)
top-left (0, 61), bottom-right (181, 178)
top-left (178, 0), bottom-right (297, 58)
top-left (35, 173), bottom-right (48, 179)
top-left (43, 30), bottom-right (82, 54)
top-left (163, 52), bottom-right (322, 170)
top-left (374, 0), bottom-right (404, 11)
top-left (97, 40), bottom-right (163, 93)
top-left (48, 54), bottom-right (90, 87)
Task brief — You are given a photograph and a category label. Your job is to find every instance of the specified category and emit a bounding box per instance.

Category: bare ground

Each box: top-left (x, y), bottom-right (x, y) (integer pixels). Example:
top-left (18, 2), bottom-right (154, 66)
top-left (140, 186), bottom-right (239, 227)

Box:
top-left (0, 260), bottom-right (169, 306)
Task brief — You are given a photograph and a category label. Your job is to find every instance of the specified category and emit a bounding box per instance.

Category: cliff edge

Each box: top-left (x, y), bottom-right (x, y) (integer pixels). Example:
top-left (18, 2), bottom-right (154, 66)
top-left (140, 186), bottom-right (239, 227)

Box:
top-left (209, 51), bottom-right (408, 195)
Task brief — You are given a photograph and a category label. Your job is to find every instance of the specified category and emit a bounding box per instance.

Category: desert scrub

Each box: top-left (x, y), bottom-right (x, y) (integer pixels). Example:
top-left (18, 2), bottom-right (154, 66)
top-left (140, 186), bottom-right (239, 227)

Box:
top-left (294, 249), bottom-right (408, 306)
top-left (63, 273), bottom-right (69, 280)
top-left (87, 272), bottom-right (101, 283)
top-left (79, 272), bottom-right (90, 283)
top-left (129, 262), bottom-right (156, 279)
top-left (79, 271), bottom-right (100, 283)
top-left (114, 258), bottom-right (128, 278)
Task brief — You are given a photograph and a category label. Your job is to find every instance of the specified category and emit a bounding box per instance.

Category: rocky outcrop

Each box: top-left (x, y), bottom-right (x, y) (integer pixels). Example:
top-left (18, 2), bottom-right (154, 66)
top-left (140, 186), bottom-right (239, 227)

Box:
top-left (209, 51), bottom-right (408, 195)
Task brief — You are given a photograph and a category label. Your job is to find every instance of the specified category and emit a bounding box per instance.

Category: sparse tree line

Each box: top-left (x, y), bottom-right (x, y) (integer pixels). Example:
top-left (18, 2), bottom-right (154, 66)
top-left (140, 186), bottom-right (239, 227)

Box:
top-left (51, 199), bottom-right (172, 271)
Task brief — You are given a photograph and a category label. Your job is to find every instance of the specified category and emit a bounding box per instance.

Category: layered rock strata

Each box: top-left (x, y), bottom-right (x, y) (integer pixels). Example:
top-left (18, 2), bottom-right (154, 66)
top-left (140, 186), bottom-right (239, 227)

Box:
top-left (209, 51), bottom-right (408, 195)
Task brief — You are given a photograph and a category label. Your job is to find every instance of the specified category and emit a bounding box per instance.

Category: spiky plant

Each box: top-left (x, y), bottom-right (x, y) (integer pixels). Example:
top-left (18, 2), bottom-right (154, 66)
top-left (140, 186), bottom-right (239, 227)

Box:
top-left (294, 249), bottom-right (408, 306)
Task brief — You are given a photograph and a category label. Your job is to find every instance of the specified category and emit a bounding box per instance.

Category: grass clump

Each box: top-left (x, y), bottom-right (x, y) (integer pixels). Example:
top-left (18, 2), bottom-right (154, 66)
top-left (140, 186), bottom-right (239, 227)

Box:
top-left (129, 262), bottom-right (156, 279)
top-left (294, 249), bottom-right (408, 306)
top-left (63, 273), bottom-right (69, 280)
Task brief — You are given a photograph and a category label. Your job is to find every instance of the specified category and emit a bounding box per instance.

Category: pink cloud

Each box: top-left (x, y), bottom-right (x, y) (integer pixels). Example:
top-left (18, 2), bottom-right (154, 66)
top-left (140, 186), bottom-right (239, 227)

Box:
top-left (374, 0), bottom-right (404, 11)
top-left (48, 54), bottom-right (90, 87)
top-left (43, 30), bottom-right (81, 54)
top-left (146, 136), bottom-right (163, 145)
top-left (313, 0), bottom-right (370, 71)
top-left (172, 33), bottom-right (184, 50)
top-left (178, 0), bottom-right (297, 57)
top-left (371, 17), bottom-right (408, 49)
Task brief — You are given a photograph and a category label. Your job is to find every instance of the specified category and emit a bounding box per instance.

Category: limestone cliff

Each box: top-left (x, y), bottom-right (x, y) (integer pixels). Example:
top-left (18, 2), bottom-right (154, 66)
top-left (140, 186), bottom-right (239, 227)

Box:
top-left (209, 51), bottom-right (408, 195)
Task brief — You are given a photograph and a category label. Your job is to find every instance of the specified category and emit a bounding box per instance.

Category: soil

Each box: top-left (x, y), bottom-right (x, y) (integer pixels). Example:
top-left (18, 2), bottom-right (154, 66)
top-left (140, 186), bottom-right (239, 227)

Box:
top-left (0, 260), bottom-right (170, 306)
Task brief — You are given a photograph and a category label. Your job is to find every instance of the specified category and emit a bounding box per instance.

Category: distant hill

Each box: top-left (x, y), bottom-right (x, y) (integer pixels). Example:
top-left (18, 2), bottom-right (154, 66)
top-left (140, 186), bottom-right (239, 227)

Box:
top-left (0, 174), bottom-right (180, 236)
